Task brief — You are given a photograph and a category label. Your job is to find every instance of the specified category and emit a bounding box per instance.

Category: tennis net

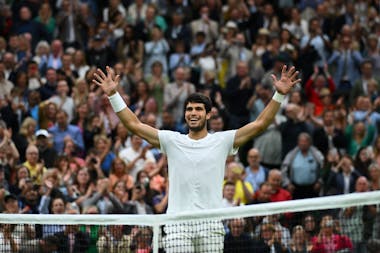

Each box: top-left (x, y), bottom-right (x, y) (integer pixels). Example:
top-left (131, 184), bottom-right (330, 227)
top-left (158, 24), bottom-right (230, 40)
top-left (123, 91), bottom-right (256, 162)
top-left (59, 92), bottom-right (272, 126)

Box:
top-left (0, 191), bottom-right (379, 253)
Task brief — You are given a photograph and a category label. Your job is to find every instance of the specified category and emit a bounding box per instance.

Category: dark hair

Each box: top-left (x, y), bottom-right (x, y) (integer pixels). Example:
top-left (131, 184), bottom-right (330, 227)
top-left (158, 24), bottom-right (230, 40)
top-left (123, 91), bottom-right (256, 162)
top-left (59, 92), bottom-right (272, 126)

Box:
top-left (183, 93), bottom-right (212, 114)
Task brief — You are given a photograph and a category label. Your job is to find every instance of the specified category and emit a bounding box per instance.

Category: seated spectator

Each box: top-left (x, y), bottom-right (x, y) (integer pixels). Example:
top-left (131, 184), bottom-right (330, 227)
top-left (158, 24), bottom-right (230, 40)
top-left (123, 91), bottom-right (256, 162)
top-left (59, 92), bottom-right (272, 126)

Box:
top-left (12, 117), bottom-right (37, 163)
top-left (288, 225), bottom-right (312, 253)
top-left (325, 155), bottom-right (361, 195)
top-left (54, 225), bottom-right (90, 253)
top-left (0, 224), bottom-right (20, 253)
top-left (9, 165), bottom-right (30, 196)
top-left (244, 148), bottom-right (268, 192)
top-left (152, 178), bottom-right (168, 214)
top-left (225, 161), bottom-right (254, 205)
top-left (259, 222), bottom-right (284, 253)
top-left (108, 157), bottom-right (134, 192)
top-left (310, 215), bottom-right (353, 253)
top-left (48, 109), bottom-right (84, 154)
top-left (130, 226), bottom-right (153, 252)
top-left (35, 129), bottom-right (57, 168)
top-left (23, 144), bottom-right (47, 185)
top-left (368, 163), bottom-right (380, 191)
top-left (224, 218), bottom-right (262, 253)
top-left (48, 80), bottom-right (75, 122)
top-left (250, 182), bottom-right (272, 205)
top-left (92, 134), bottom-right (115, 177)
top-left (302, 214), bottom-right (318, 243)
top-left (119, 134), bottom-right (156, 180)
top-left (40, 196), bottom-right (66, 237)
top-left (267, 169), bottom-right (292, 203)
top-left (129, 183), bottom-right (154, 215)
top-left (18, 179), bottom-right (40, 214)
top-left (353, 146), bottom-right (372, 179)
top-left (222, 181), bottom-right (237, 207)
top-left (81, 178), bottom-right (114, 214)
top-left (38, 101), bottom-right (57, 130)
top-left (97, 225), bottom-right (132, 252)
top-left (108, 180), bottom-right (137, 214)
top-left (69, 167), bottom-right (95, 206)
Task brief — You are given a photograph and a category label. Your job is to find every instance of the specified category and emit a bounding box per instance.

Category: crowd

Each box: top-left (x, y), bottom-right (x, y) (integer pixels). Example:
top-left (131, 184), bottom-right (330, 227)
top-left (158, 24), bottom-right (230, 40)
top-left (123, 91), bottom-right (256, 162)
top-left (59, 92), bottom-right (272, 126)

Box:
top-left (1, 0), bottom-right (380, 252)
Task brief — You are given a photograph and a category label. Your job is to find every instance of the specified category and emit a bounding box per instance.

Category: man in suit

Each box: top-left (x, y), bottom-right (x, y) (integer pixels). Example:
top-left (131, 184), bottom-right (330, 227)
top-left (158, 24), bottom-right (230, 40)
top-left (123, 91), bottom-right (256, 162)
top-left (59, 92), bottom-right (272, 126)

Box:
top-left (221, 32), bottom-right (254, 80)
top-left (190, 5), bottom-right (218, 44)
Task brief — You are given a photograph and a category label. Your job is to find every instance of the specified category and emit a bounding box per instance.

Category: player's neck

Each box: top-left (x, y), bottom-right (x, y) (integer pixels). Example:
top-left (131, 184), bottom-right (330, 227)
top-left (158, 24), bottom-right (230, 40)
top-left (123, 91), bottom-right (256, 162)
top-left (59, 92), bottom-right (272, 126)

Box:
top-left (188, 128), bottom-right (208, 140)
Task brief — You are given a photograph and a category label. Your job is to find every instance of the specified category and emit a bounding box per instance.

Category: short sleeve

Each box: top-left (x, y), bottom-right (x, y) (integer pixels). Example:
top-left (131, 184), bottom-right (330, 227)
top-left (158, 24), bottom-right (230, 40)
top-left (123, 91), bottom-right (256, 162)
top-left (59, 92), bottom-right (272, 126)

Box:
top-left (158, 130), bottom-right (177, 155)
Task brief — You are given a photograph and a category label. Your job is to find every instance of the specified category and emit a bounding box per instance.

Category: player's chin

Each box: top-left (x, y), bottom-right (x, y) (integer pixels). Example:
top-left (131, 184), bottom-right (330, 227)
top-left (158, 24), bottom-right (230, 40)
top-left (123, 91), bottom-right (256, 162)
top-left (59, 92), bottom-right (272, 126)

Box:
top-left (187, 122), bottom-right (206, 132)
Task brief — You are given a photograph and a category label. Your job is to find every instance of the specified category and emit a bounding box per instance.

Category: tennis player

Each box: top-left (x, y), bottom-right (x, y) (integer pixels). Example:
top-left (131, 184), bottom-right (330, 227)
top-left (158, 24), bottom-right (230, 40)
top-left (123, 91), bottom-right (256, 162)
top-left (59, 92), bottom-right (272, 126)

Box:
top-left (93, 65), bottom-right (300, 252)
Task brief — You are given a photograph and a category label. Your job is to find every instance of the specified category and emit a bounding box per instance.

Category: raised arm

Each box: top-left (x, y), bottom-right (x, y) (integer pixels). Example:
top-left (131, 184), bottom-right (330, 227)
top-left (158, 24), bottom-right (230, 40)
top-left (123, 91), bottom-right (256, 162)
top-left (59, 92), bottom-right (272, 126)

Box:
top-left (93, 66), bottom-right (160, 147)
top-left (234, 65), bottom-right (300, 148)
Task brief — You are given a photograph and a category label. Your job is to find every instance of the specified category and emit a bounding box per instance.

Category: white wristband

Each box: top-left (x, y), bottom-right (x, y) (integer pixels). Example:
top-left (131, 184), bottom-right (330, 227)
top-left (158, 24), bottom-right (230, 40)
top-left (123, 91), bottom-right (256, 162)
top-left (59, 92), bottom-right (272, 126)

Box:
top-left (108, 92), bottom-right (127, 112)
top-left (272, 91), bottom-right (285, 103)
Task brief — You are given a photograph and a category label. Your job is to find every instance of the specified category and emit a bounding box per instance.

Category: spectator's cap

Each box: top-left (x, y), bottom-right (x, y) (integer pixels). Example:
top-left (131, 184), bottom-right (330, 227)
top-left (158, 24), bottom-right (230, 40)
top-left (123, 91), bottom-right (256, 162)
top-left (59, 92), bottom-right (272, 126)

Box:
top-left (4, 194), bottom-right (17, 203)
top-left (258, 28), bottom-right (270, 36)
top-left (93, 34), bottom-right (103, 41)
top-left (35, 129), bottom-right (49, 138)
top-left (320, 88), bottom-right (331, 97)
top-left (225, 21), bottom-right (238, 30)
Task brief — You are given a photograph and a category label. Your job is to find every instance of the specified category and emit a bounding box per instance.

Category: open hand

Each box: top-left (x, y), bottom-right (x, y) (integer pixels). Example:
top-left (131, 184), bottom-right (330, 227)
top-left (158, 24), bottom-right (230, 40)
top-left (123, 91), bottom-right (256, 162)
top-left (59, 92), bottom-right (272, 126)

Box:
top-left (271, 65), bottom-right (300, 95)
top-left (92, 66), bottom-right (120, 96)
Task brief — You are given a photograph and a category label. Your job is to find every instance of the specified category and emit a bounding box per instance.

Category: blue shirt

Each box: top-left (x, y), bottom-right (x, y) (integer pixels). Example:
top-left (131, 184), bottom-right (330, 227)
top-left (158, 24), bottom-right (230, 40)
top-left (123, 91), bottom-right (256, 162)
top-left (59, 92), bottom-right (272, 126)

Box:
top-left (291, 150), bottom-right (318, 185)
top-left (244, 165), bottom-right (267, 192)
top-left (48, 124), bottom-right (84, 153)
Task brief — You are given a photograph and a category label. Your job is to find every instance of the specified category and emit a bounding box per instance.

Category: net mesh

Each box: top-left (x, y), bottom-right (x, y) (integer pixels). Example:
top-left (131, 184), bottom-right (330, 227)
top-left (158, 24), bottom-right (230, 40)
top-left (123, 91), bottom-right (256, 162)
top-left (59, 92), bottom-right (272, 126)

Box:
top-left (0, 191), bottom-right (379, 253)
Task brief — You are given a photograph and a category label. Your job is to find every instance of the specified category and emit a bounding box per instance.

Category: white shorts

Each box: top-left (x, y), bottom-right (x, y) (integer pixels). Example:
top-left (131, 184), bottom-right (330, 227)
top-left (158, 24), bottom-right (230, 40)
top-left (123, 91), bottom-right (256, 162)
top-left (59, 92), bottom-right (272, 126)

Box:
top-left (163, 220), bottom-right (225, 253)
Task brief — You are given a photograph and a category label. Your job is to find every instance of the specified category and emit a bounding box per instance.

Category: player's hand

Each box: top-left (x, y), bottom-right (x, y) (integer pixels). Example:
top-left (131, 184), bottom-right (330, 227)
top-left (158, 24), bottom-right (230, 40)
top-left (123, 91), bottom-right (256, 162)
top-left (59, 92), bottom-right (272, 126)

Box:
top-left (271, 65), bottom-right (300, 95)
top-left (93, 66), bottom-right (120, 96)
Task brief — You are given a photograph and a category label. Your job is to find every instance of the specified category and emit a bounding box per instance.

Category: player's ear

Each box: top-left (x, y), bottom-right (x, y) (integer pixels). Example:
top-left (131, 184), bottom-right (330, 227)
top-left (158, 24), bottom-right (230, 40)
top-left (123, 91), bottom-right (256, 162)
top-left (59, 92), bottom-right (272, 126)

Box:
top-left (206, 112), bottom-right (211, 120)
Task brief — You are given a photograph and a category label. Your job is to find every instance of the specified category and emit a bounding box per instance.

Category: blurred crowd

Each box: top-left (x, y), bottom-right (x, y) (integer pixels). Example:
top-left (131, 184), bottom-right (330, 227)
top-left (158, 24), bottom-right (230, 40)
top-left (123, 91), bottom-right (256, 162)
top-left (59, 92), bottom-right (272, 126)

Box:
top-left (1, 0), bottom-right (380, 252)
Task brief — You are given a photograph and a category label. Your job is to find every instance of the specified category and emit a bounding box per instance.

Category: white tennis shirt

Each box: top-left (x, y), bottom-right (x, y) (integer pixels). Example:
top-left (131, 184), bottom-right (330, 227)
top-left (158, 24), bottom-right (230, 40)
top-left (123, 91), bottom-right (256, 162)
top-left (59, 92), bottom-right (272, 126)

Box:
top-left (158, 130), bottom-right (238, 214)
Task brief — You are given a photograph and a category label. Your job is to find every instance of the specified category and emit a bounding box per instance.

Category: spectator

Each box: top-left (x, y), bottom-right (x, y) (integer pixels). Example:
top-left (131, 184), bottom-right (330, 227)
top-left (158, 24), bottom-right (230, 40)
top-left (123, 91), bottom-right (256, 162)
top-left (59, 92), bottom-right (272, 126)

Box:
top-left (267, 169), bottom-right (292, 203)
top-left (190, 5), bottom-right (218, 44)
top-left (69, 167), bottom-right (95, 207)
top-left (223, 61), bottom-right (255, 129)
top-left (108, 157), bottom-right (134, 191)
top-left (225, 161), bottom-right (253, 205)
top-left (250, 182), bottom-right (273, 205)
top-left (221, 32), bottom-right (254, 80)
top-left (19, 234), bottom-right (59, 253)
top-left (350, 60), bottom-right (380, 104)
top-left (312, 109), bottom-right (347, 157)
top-left (129, 183), bottom-right (154, 214)
top-left (34, 3), bottom-right (55, 39)
top-left (146, 61), bottom-right (169, 114)
top-left (305, 65), bottom-right (336, 116)
top-left (48, 109), bottom-right (84, 154)
top-left (288, 225), bottom-right (312, 253)
top-left (368, 163), bottom-right (380, 191)
top-left (345, 119), bottom-right (375, 157)
top-left (303, 214), bottom-right (318, 243)
top-left (244, 148), bottom-right (268, 192)
top-left (282, 132), bottom-right (324, 199)
top-left (0, 224), bottom-right (20, 253)
top-left (163, 67), bottom-right (196, 132)
top-left (82, 178), bottom-right (114, 214)
top-left (328, 34), bottom-right (363, 91)
top-left (224, 218), bottom-right (261, 253)
top-left (259, 222), bottom-right (284, 253)
top-left (143, 25), bottom-right (169, 76)
top-left (48, 79), bottom-right (75, 122)
top-left (115, 24), bottom-right (144, 66)
top-left (55, 224), bottom-right (90, 253)
top-left (339, 176), bottom-right (376, 253)
top-left (222, 181), bottom-right (237, 208)
top-left (311, 214), bottom-right (353, 253)
top-left (165, 10), bottom-right (192, 51)
top-left (127, 0), bottom-right (148, 25)
top-left (38, 67), bottom-right (58, 101)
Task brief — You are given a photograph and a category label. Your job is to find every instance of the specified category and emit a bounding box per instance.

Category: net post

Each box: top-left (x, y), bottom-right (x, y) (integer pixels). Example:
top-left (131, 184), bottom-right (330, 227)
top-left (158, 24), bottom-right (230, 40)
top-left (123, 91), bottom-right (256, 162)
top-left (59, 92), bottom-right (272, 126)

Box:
top-left (152, 224), bottom-right (160, 253)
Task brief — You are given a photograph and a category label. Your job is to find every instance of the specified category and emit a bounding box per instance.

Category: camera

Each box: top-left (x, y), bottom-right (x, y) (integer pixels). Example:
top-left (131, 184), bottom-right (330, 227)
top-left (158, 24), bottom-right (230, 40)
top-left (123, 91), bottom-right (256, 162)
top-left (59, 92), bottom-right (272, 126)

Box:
top-left (90, 158), bottom-right (97, 164)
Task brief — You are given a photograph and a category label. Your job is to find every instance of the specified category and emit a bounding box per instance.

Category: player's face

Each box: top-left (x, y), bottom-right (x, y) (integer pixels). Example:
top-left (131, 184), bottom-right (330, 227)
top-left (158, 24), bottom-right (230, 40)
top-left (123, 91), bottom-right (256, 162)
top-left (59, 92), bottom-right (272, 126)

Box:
top-left (184, 102), bottom-right (210, 132)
